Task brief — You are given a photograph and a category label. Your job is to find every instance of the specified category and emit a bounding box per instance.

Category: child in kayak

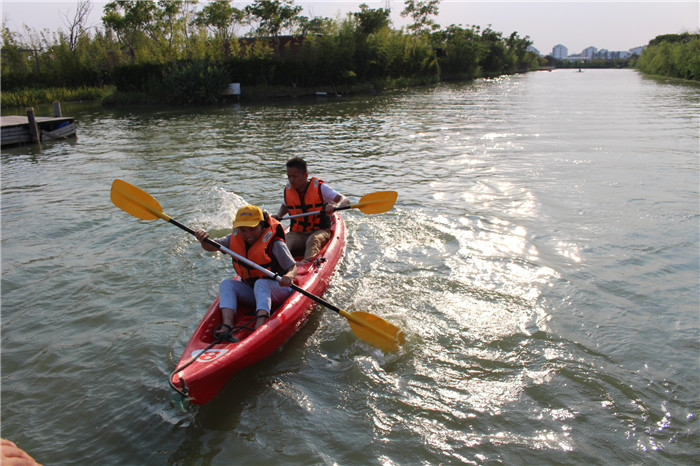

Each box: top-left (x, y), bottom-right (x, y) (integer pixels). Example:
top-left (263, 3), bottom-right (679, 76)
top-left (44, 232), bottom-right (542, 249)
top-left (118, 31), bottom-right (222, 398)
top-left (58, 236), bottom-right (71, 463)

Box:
top-left (195, 205), bottom-right (297, 332)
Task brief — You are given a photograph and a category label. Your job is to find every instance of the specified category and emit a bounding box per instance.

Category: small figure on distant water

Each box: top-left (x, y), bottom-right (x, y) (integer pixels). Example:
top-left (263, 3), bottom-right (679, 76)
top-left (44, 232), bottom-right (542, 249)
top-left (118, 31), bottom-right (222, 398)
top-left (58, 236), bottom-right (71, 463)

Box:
top-left (272, 157), bottom-right (349, 264)
top-left (195, 205), bottom-right (297, 332)
top-left (1, 439), bottom-right (42, 466)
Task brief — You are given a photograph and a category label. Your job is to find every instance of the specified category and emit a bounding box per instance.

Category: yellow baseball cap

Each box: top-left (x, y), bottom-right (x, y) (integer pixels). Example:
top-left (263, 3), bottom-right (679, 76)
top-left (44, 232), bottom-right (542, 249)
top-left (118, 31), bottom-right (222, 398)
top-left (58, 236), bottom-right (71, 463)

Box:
top-left (233, 205), bottom-right (264, 228)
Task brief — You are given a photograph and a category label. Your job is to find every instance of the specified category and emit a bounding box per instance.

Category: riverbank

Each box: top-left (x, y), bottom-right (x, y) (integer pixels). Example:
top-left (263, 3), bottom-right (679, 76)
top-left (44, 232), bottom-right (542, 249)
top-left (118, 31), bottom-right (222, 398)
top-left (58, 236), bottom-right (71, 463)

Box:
top-left (1, 86), bottom-right (116, 109)
top-left (637, 71), bottom-right (700, 86)
top-left (103, 75), bottom-right (441, 106)
top-left (14, 67), bottom-right (685, 112)
top-left (2, 75), bottom-right (441, 110)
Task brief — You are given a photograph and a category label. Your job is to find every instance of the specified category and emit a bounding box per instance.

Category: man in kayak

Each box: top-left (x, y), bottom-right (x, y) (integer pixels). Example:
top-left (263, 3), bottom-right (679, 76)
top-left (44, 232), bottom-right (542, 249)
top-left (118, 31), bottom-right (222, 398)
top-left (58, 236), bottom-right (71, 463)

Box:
top-left (272, 157), bottom-right (349, 264)
top-left (195, 205), bottom-right (297, 332)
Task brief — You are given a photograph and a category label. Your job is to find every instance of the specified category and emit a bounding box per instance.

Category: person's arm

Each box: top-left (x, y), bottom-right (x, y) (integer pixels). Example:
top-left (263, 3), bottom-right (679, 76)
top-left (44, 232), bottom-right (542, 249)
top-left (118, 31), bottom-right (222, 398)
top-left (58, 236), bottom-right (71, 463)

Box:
top-left (272, 241), bottom-right (297, 286)
top-left (279, 263), bottom-right (297, 287)
top-left (332, 193), bottom-right (350, 208)
top-left (195, 230), bottom-right (228, 252)
top-left (273, 203), bottom-right (289, 220)
top-left (271, 187), bottom-right (289, 220)
top-left (321, 184), bottom-right (349, 213)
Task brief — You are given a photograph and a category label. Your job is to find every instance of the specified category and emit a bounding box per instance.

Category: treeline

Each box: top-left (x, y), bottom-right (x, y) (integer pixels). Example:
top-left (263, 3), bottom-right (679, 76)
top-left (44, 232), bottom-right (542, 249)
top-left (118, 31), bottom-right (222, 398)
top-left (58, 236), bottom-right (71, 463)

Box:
top-left (546, 57), bottom-right (636, 69)
top-left (636, 33), bottom-right (700, 81)
top-left (1, 0), bottom-right (543, 105)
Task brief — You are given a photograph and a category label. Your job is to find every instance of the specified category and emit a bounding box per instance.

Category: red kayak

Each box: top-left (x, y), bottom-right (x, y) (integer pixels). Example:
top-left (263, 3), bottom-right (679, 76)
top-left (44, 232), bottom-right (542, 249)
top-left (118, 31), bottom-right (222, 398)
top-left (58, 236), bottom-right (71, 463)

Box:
top-left (169, 212), bottom-right (346, 405)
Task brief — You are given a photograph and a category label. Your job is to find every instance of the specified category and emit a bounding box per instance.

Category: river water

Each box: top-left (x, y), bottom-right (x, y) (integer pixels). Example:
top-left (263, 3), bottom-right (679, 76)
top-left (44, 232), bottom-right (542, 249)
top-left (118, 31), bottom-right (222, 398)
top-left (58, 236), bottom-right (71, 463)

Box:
top-left (2, 69), bottom-right (698, 464)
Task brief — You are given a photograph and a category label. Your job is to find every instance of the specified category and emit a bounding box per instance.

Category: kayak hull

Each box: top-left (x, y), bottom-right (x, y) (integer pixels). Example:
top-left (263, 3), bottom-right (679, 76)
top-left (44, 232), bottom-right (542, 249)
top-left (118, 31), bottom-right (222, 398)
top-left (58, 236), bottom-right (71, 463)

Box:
top-left (170, 213), bottom-right (346, 405)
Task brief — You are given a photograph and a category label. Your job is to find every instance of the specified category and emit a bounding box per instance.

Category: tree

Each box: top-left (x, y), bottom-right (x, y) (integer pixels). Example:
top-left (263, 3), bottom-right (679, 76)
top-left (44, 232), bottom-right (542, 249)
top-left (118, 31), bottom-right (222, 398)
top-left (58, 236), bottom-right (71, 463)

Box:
top-left (505, 31), bottom-right (534, 71)
top-left (154, 0), bottom-right (187, 60)
top-left (297, 16), bottom-right (334, 37)
top-left (195, 0), bottom-right (244, 44)
top-left (649, 32), bottom-right (697, 46)
top-left (353, 3), bottom-right (391, 36)
top-left (61, 0), bottom-right (92, 51)
top-left (479, 27), bottom-right (513, 74)
top-left (1, 22), bottom-right (32, 77)
top-left (434, 24), bottom-right (481, 78)
top-left (637, 33), bottom-right (700, 80)
top-left (245, 0), bottom-right (303, 56)
top-left (401, 0), bottom-right (440, 36)
top-left (102, 0), bottom-right (158, 60)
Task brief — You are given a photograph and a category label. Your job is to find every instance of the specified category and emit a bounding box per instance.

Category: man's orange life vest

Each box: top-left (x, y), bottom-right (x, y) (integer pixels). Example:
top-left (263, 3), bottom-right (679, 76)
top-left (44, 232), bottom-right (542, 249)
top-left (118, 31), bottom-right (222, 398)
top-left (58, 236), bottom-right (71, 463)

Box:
top-left (284, 177), bottom-right (331, 233)
top-left (229, 216), bottom-right (286, 286)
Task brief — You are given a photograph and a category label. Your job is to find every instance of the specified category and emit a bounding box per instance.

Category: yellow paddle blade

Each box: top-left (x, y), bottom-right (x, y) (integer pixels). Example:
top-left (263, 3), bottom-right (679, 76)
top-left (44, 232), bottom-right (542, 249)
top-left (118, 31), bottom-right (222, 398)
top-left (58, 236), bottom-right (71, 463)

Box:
top-left (352, 191), bottom-right (398, 215)
top-left (110, 179), bottom-right (170, 221)
top-left (341, 310), bottom-right (405, 352)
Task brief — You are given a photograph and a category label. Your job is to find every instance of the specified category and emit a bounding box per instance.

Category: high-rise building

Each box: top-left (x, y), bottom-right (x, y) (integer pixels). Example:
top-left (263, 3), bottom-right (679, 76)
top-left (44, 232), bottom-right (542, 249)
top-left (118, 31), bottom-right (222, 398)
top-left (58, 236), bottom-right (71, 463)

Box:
top-left (582, 46), bottom-right (598, 59)
top-left (552, 44), bottom-right (568, 59)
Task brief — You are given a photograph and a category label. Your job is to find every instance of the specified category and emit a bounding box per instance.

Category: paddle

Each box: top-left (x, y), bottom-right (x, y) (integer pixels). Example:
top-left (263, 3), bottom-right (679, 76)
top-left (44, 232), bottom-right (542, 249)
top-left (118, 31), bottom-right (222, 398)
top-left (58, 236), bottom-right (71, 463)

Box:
top-left (110, 179), bottom-right (405, 352)
top-left (279, 190), bottom-right (397, 220)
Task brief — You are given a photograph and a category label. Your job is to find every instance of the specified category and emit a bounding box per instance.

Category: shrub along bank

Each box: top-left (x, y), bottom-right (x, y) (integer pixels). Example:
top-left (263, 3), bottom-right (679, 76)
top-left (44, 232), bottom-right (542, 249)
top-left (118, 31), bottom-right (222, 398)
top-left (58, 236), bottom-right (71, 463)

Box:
top-left (636, 33), bottom-right (700, 81)
top-left (1, 1), bottom-right (542, 107)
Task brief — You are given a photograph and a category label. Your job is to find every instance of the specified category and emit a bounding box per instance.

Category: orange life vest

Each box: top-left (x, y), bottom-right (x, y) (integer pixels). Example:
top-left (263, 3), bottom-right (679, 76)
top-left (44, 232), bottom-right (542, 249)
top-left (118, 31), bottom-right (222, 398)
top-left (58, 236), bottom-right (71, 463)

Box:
top-left (284, 177), bottom-right (331, 233)
top-left (229, 216), bottom-right (286, 286)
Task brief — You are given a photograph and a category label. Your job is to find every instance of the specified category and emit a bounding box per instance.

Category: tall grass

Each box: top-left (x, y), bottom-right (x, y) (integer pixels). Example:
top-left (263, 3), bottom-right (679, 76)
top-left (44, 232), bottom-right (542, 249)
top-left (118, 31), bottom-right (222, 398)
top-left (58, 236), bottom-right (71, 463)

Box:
top-left (1, 86), bottom-right (115, 109)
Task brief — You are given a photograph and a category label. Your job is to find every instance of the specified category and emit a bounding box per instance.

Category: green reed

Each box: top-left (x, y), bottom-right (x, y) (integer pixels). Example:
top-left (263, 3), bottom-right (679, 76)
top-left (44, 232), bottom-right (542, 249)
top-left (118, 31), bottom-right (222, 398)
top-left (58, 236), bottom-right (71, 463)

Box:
top-left (1, 86), bottom-right (115, 109)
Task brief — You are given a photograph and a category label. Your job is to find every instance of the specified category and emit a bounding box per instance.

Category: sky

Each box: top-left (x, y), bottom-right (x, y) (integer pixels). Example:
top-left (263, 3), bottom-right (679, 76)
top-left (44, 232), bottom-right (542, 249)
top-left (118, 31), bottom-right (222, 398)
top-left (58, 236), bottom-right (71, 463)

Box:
top-left (2, 0), bottom-right (699, 55)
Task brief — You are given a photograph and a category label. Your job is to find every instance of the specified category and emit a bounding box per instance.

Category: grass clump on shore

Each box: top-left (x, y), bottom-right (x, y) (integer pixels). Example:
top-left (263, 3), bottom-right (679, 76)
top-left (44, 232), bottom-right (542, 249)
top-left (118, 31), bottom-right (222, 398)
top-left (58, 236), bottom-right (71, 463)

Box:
top-left (1, 86), bottom-right (115, 109)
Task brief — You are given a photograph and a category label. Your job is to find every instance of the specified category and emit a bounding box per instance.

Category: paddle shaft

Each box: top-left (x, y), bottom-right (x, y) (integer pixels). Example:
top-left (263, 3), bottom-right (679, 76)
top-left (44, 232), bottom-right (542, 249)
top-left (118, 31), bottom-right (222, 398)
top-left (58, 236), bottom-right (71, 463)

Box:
top-left (279, 191), bottom-right (396, 221)
top-left (280, 204), bottom-right (352, 221)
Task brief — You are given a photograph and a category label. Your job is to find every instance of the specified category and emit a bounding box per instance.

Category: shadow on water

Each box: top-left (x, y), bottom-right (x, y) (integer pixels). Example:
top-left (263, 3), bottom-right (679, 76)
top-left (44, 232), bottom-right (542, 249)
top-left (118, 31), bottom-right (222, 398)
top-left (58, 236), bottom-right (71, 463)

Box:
top-left (194, 368), bottom-right (264, 430)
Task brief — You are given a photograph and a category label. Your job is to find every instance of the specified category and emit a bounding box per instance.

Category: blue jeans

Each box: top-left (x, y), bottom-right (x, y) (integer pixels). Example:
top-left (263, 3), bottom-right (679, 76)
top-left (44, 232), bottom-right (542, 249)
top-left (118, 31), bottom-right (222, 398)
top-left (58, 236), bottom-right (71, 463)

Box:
top-left (219, 277), bottom-right (293, 315)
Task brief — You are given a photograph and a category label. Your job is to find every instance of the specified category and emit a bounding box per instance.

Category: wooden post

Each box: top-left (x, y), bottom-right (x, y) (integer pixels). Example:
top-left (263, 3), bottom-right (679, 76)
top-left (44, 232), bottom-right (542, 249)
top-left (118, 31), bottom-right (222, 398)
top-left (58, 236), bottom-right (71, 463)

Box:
top-left (52, 101), bottom-right (62, 117)
top-left (26, 107), bottom-right (40, 142)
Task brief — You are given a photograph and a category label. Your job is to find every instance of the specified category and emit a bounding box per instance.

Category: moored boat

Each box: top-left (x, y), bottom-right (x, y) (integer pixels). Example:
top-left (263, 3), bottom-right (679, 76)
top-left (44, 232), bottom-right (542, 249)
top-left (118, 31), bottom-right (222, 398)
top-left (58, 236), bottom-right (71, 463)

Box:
top-left (169, 212), bottom-right (346, 405)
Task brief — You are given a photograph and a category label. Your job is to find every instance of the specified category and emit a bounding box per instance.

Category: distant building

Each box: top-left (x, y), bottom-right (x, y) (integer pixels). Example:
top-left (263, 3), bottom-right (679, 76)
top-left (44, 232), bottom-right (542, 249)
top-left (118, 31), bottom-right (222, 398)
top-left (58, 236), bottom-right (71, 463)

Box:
top-left (549, 42), bottom-right (643, 61)
top-left (526, 45), bottom-right (541, 56)
top-left (596, 49), bottom-right (631, 59)
top-left (552, 44), bottom-right (568, 59)
top-left (581, 46), bottom-right (597, 59)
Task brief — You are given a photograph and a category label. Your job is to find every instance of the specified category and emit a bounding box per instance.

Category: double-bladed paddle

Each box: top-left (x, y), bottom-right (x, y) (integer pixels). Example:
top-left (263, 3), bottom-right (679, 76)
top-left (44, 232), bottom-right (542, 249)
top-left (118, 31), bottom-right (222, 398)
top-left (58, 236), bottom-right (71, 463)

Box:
top-left (110, 179), bottom-right (404, 352)
top-left (279, 190), bottom-right (397, 220)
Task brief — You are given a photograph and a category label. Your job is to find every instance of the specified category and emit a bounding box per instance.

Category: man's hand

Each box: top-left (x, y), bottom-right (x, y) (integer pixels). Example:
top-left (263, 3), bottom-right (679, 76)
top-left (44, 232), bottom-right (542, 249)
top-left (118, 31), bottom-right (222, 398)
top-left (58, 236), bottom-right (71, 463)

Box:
top-left (1, 439), bottom-right (41, 466)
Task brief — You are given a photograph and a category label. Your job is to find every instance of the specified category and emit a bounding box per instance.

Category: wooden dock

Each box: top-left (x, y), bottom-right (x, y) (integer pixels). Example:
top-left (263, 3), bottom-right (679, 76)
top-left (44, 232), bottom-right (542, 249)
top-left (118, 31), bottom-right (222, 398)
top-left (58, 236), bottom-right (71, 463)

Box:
top-left (1, 103), bottom-right (76, 147)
